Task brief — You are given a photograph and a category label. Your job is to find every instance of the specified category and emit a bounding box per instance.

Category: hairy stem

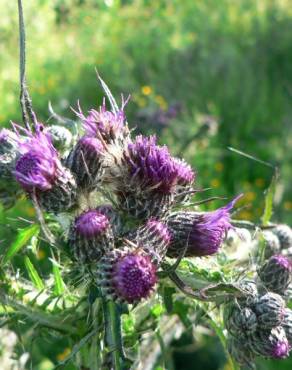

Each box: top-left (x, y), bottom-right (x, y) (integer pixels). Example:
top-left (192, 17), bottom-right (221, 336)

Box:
top-left (17, 0), bottom-right (37, 129)
top-left (102, 299), bottom-right (126, 370)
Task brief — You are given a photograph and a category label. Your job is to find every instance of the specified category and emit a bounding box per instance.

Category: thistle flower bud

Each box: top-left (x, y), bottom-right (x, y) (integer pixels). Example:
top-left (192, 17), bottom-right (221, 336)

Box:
top-left (129, 218), bottom-right (172, 265)
top-left (273, 225), bottom-right (292, 250)
top-left (98, 247), bottom-right (157, 304)
top-left (258, 255), bottom-right (292, 294)
top-left (14, 124), bottom-right (77, 213)
top-left (253, 292), bottom-right (285, 329)
top-left (76, 101), bottom-right (127, 143)
top-left (282, 308), bottom-right (292, 344)
top-left (46, 125), bottom-right (73, 154)
top-left (227, 336), bottom-right (255, 368)
top-left (66, 136), bottom-right (104, 190)
top-left (248, 326), bottom-right (290, 359)
top-left (262, 231), bottom-right (281, 258)
top-left (167, 196), bottom-right (240, 257)
top-left (95, 204), bottom-right (121, 235)
top-left (69, 209), bottom-right (114, 263)
top-left (225, 305), bottom-right (258, 336)
top-left (0, 129), bottom-right (19, 179)
top-left (237, 280), bottom-right (258, 306)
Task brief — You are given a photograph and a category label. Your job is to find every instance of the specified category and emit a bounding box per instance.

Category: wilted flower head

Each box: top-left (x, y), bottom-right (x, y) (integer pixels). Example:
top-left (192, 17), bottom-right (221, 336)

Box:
top-left (98, 247), bottom-right (157, 304)
top-left (14, 124), bottom-right (59, 192)
top-left (168, 196), bottom-right (241, 257)
top-left (76, 100), bottom-right (125, 143)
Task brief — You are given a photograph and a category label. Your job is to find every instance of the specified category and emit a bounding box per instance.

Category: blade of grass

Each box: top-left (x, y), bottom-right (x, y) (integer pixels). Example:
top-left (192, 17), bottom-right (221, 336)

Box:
top-left (24, 256), bottom-right (44, 291)
top-left (2, 224), bottom-right (39, 265)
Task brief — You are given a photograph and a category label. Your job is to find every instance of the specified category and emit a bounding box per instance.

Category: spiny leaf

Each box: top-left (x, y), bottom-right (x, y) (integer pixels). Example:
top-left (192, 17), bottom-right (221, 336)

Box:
top-left (24, 256), bottom-right (44, 291)
top-left (2, 224), bottom-right (39, 265)
top-left (261, 171), bottom-right (278, 226)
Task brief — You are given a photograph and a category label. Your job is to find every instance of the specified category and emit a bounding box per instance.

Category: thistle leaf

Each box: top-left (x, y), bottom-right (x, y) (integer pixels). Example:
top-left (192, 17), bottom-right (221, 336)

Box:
top-left (2, 224), bottom-right (39, 265)
top-left (24, 256), bottom-right (44, 291)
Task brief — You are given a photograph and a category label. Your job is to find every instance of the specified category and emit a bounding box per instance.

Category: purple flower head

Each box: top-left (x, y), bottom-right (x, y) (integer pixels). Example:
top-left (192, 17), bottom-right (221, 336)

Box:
top-left (76, 136), bottom-right (104, 155)
top-left (173, 158), bottom-right (195, 185)
top-left (113, 252), bottom-right (157, 303)
top-left (76, 100), bottom-right (125, 142)
top-left (188, 195), bottom-right (242, 256)
top-left (271, 255), bottom-right (292, 270)
top-left (146, 218), bottom-right (172, 245)
top-left (126, 135), bottom-right (180, 194)
top-left (14, 124), bottom-right (60, 192)
top-left (75, 210), bottom-right (109, 238)
top-left (271, 340), bottom-right (290, 359)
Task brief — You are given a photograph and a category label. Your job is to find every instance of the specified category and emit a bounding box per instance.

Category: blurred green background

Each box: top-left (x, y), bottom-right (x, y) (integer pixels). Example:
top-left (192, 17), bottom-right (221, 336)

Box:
top-left (0, 0), bottom-right (291, 369)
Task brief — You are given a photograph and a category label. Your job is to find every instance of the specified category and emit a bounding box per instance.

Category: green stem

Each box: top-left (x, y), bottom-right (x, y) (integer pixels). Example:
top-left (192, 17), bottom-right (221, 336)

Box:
top-left (102, 299), bottom-right (125, 370)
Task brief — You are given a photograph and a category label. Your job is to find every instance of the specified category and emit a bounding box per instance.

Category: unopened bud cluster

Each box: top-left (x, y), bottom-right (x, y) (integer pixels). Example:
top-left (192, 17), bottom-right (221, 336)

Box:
top-left (225, 253), bottom-right (292, 367)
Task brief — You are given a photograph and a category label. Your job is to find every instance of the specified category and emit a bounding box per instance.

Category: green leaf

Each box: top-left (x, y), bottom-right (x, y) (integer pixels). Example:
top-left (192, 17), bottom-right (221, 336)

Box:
top-left (52, 262), bottom-right (64, 296)
top-left (261, 171), bottom-right (278, 225)
top-left (24, 256), bottom-right (44, 291)
top-left (2, 224), bottom-right (39, 265)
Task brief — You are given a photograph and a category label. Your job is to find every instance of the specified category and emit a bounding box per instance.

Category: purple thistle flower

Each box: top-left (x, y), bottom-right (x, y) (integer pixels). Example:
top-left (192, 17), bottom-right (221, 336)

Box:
top-left (174, 158), bottom-right (195, 186)
top-left (98, 247), bottom-right (157, 303)
top-left (66, 135), bottom-right (104, 189)
top-left (125, 135), bottom-right (179, 194)
top-left (13, 123), bottom-right (77, 213)
top-left (69, 209), bottom-right (114, 263)
top-left (112, 252), bottom-right (157, 303)
top-left (75, 100), bottom-right (125, 143)
top-left (14, 124), bottom-right (59, 192)
top-left (75, 210), bottom-right (109, 238)
top-left (271, 341), bottom-right (290, 359)
top-left (167, 195), bottom-right (241, 257)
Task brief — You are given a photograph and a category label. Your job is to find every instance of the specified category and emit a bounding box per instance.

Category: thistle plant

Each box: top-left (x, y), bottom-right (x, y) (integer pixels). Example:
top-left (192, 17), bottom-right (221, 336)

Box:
top-left (0, 2), bottom-right (291, 370)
